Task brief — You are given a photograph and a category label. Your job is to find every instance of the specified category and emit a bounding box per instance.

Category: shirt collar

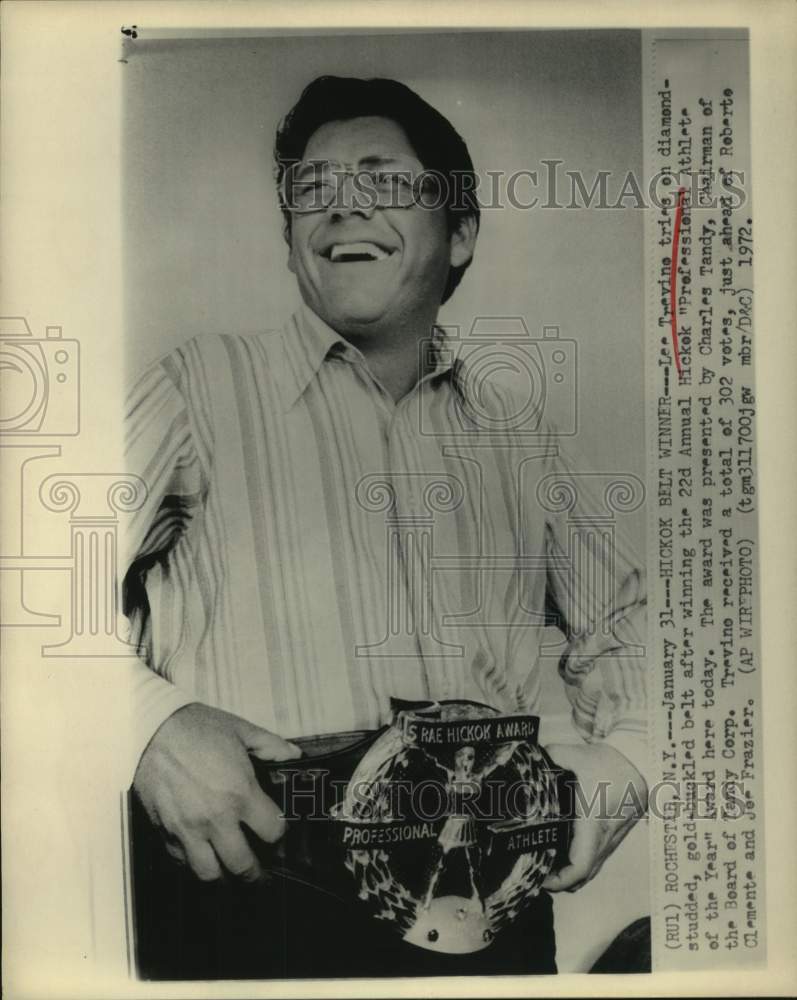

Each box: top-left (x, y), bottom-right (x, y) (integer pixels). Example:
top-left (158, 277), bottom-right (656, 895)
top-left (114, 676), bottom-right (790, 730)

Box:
top-left (279, 302), bottom-right (348, 411)
top-left (279, 302), bottom-right (465, 411)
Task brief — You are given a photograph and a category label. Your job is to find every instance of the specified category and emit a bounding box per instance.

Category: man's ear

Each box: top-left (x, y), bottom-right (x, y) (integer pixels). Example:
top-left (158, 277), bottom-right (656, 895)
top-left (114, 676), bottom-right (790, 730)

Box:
top-left (449, 215), bottom-right (478, 269)
top-left (283, 220), bottom-right (297, 274)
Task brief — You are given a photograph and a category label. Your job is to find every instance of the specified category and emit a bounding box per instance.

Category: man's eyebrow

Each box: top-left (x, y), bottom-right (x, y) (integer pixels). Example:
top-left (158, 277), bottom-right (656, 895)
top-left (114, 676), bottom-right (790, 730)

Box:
top-left (357, 155), bottom-right (415, 168)
top-left (292, 155), bottom-right (417, 177)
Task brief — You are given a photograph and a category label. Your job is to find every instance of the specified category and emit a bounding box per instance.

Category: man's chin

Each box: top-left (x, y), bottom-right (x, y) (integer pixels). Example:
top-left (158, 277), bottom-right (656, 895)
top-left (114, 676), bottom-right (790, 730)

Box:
top-left (317, 296), bottom-right (395, 335)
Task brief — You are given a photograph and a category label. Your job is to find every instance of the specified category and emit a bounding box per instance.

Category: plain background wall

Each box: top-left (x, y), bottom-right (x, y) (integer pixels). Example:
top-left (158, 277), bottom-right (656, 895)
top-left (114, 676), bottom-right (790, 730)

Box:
top-left (123, 30), bottom-right (645, 550)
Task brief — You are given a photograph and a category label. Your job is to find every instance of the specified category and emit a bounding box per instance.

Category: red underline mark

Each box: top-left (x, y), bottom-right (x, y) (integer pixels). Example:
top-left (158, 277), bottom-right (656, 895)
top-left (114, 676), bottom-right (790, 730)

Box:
top-left (669, 187), bottom-right (687, 376)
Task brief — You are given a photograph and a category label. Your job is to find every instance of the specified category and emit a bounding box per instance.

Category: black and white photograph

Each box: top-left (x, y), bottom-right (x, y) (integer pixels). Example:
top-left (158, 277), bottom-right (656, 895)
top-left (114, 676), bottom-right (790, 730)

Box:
top-left (1, 4), bottom-right (795, 998)
top-left (122, 29), bottom-right (650, 980)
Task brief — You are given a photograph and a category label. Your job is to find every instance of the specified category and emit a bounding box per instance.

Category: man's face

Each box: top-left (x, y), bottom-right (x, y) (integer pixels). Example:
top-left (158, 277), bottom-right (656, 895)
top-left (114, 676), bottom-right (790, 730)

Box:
top-left (285, 116), bottom-right (471, 338)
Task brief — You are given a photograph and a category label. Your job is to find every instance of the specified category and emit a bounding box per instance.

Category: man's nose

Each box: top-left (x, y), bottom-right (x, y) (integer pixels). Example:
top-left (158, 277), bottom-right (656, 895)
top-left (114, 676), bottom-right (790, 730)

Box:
top-left (328, 172), bottom-right (377, 219)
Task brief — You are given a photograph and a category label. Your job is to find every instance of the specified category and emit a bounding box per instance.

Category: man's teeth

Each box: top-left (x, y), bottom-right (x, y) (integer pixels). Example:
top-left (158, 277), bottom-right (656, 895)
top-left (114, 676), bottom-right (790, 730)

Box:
top-left (328, 242), bottom-right (390, 262)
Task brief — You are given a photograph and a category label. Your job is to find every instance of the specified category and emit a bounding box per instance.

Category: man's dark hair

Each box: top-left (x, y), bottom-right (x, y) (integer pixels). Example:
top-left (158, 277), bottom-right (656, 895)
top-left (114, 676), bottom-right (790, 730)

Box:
top-left (274, 75), bottom-right (480, 304)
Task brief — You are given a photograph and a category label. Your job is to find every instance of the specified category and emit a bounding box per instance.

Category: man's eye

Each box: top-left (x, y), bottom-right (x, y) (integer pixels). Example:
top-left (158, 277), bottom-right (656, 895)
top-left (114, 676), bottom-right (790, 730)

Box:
top-left (292, 181), bottom-right (328, 202)
top-left (372, 171), bottom-right (411, 191)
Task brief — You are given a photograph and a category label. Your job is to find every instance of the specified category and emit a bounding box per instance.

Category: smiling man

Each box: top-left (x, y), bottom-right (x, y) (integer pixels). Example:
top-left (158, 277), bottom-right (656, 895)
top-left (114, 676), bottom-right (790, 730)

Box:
top-left (276, 86), bottom-right (479, 400)
top-left (282, 121), bottom-right (471, 402)
top-left (124, 76), bottom-right (649, 979)
top-left (285, 119), bottom-right (463, 328)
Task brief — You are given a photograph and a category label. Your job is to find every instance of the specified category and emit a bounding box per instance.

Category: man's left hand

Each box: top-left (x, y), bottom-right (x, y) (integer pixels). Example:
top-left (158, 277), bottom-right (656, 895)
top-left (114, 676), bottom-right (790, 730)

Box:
top-left (542, 741), bottom-right (648, 893)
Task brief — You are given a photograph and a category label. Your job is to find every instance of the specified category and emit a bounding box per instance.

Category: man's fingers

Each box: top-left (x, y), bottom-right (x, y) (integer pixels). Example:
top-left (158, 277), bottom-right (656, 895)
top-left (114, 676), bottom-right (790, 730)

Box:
top-left (212, 825), bottom-right (263, 882)
top-left (545, 819), bottom-right (632, 892)
top-left (164, 839), bottom-right (187, 866)
top-left (182, 836), bottom-right (224, 882)
top-left (241, 786), bottom-right (287, 845)
top-left (543, 819), bottom-right (601, 892)
top-left (543, 864), bottom-right (588, 892)
top-left (235, 718), bottom-right (301, 762)
top-left (605, 817), bottom-right (635, 855)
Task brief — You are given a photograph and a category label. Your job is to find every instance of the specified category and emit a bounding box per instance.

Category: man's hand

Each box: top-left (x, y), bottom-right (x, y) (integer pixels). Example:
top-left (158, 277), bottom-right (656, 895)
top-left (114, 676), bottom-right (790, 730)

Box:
top-left (543, 742), bottom-right (648, 893)
top-left (133, 703), bottom-right (301, 883)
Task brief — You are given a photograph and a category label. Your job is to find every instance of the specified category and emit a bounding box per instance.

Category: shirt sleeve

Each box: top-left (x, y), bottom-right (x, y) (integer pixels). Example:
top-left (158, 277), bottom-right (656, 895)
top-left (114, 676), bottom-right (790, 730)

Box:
top-left (539, 429), bottom-right (652, 791)
top-left (119, 346), bottom-right (208, 786)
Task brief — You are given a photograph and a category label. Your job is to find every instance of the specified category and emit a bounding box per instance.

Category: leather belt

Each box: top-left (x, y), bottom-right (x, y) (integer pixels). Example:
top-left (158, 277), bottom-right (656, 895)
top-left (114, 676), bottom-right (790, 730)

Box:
top-left (129, 701), bottom-right (576, 973)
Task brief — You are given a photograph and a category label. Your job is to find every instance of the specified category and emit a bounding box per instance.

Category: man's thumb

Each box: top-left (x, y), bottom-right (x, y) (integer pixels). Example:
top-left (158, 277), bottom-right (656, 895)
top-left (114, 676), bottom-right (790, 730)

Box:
top-left (234, 717), bottom-right (302, 762)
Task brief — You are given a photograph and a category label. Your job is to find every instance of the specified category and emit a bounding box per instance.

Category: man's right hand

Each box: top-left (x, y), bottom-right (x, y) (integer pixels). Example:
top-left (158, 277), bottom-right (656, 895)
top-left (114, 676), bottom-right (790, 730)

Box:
top-left (132, 702), bottom-right (301, 883)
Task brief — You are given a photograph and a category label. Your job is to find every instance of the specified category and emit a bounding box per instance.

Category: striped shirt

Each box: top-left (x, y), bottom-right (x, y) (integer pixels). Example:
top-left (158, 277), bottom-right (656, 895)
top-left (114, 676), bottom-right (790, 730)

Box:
top-left (122, 304), bottom-right (649, 780)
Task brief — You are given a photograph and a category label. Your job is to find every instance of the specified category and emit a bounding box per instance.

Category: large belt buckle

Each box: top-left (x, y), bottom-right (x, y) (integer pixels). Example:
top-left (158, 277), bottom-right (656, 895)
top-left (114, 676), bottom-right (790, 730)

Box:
top-left (327, 699), bottom-right (573, 955)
